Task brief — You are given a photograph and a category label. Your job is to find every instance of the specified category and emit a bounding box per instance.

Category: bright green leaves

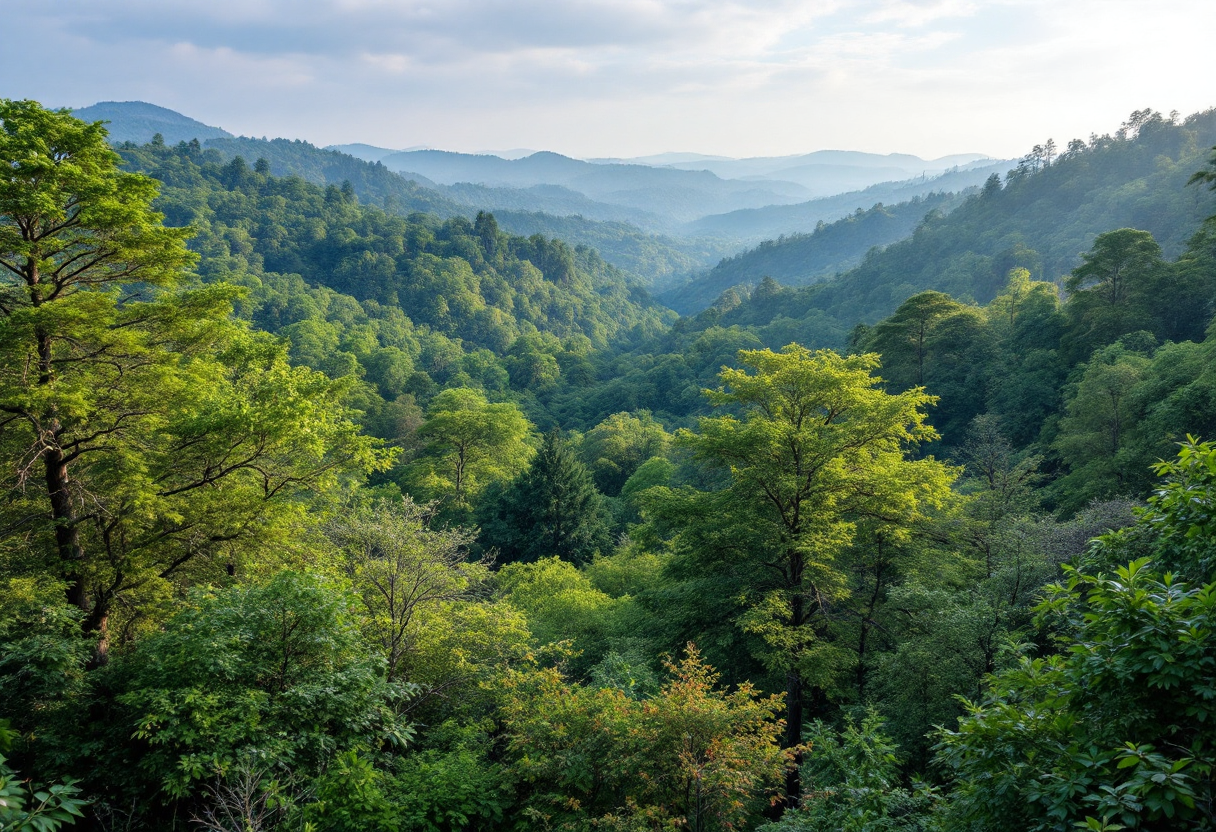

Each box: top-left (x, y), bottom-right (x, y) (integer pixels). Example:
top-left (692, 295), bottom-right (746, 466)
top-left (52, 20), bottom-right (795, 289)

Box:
top-left (404, 387), bottom-right (533, 516)
top-left (0, 99), bottom-right (195, 305)
top-left (326, 497), bottom-right (484, 680)
top-left (646, 345), bottom-right (956, 801)
top-left (105, 572), bottom-right (412, 800)
top-left (0, 103), bottom-right (390, 655)
top-left (937, 441), bottom-right (1216, 831)
top-left (500, 645), bottom-right (789, 832)
top-left (1138, 437), bottom-right (1216, 580)
top-left (759, 712), bottom-right (939, 832)
top-left (678, 346), bottom-right (950, 574)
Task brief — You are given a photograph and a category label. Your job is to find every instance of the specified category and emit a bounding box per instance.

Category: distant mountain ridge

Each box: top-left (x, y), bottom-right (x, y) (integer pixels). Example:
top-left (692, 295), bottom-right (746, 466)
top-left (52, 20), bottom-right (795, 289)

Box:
top-left (685, 160), bottom-right (1011, 243)
top-left (377, 149), bottom-right (812, 223)
top-left (72, 100), bottom-right (1013, 293)
top-left (72, 101), bottom-right (232, 145)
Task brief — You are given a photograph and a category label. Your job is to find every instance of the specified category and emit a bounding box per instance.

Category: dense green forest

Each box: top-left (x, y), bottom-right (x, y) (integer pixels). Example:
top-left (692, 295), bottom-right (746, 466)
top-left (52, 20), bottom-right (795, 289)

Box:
top-left (690, 109), bottom-right (1216, 323)
top-left (659, 192), bottom-right (968, 314)
top-left (3, 98), bottom-right (1216, 832)
top-left (181, 134), bottom-right (721, 289)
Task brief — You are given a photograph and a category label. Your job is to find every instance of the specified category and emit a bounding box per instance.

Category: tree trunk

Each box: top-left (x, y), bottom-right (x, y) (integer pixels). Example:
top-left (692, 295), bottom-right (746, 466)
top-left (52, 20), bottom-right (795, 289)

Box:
top-left (782, 584), bottom-right (807, 808)
top-left (783, 668), bottom-right (804, 808)
top-left (35, 313), bottom-right (107, 663)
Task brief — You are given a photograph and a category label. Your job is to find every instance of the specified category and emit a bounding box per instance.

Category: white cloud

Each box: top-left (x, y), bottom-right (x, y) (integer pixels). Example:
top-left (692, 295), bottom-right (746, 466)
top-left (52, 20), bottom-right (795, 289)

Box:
top-left (1, 0), bottom-right (1213, 158)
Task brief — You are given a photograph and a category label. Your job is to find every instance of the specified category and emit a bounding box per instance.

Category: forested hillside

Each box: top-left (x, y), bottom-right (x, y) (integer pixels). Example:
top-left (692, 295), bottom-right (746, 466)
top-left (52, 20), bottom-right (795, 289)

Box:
top-left (74, 100), bottom-right (233, 144)
top-left (190, 135), bottom-right (719, 285)
top-left (714, 108), bottom-right (1216, 329)
top-left (5, 99), bottom-right (1216, 832)
top-left (660, 191), bottom-right (967, 313)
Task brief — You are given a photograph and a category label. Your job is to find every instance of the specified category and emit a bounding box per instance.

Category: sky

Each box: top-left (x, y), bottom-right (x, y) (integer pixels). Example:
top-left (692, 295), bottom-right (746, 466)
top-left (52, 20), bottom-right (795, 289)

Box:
top-left (3, 0), bottom-right (1215, 160)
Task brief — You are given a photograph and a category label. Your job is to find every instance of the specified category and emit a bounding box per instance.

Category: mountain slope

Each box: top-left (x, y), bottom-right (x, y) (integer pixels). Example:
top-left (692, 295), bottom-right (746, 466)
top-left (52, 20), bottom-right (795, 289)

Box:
top-left (205, 136), bottom-right (467, 217)
top-left (73, 101), bottom-right (233, 144)
top-left (710, 108), bottom-right (1216, 336)
top-left (491, 211), bottom-right (732, 290)
top-left (686, 161), bottom-right (1011, 243)
top-left (658, 191), bottom-right (968, 314)
top-left (117, 140), bottom-right (673, 356)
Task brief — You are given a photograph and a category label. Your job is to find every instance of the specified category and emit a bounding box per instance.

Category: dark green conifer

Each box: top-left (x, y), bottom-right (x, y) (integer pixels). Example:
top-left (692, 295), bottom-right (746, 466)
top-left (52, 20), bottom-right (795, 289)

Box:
top-left (479, 429), bottom-right (611, 565)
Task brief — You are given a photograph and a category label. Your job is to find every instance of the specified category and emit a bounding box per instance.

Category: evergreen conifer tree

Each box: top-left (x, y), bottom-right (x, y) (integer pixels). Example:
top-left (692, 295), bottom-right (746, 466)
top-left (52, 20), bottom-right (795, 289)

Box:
top-left (480, 429), bottom-right (611, 565)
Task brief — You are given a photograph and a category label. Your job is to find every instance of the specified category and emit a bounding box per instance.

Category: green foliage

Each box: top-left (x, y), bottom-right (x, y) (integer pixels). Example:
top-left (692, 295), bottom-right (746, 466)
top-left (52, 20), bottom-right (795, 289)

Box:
top-left (862, 291), bottom-right (992, 441)
top-left (1052, 342), bottom-right (1153, 510)
top-left (95, 572), bottom-right (411, 802)
top-left (0, 101), bottom-right (387, 657)
top-left (387, 724), bottom-right (508, 832)
top-left (501, 645), bottom-right (789, 832)
top-left (0, 721), bottom-right (86, 832)
top-left (1059, 228), bottom-right (1206, 360)
top-left (6, 94), bottom-right (1216, 832)
top-left (936, 440), bottom-right (1216, 831)
top-left (304, 750), bottom-right (400, 832)
top-left (579, 410), bottom-right (671, 497)
top-left (495, 556), bottom-right (623, 670)
top-left (403, 388), bottom-right (533, 515)
top-left (479, 429), bottom-right (611, 565)
top-left (0, 579), bottom-right (89, 737)
top-left (1092, 437), bottom-right (1216, 581)
top-left (646, 345), bottom-right (956, 801)
top-left (759, 712), bottom-right (938, 832)
top-left (327, 497), bottom-right (485, 681)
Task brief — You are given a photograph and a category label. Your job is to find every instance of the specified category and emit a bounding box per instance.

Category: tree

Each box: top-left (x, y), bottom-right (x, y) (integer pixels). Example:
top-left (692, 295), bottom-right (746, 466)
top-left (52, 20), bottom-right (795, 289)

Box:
top-left (864, 291), bottom-right (992, 442)
top-left (90, 572), bottom-right (411, 810)
top-left (478, 429), bottom-right (611, 565)
top-left (646, 346), bottom-right (955, 804)
top-left (0, 101), bottom-right (385, 660)
top-left (494, 556), bottom-right (623, 672)
top-left (936, 439), bottom-right (1216, 832)
top-left (1062, 228), bottom-right (1166, 361)
top-left (403, 387), bottom-right (532, 515)
top-left (1052, 341), bottom-right (1152, 512)
top-left (0, 100), bottom-right (191, 623)
top-left (1187, 146), bottom-right (1216, 194)
top-left (325, 498), bottom-right (485, 682)
top-left (500, 645), bottom-right (789, 832)
top-left (579, 410), bottom-right (670, 497)
top-left (864, 292), bottom-right (963, 388)
top-left (758, 712), bottom-right (938, 832)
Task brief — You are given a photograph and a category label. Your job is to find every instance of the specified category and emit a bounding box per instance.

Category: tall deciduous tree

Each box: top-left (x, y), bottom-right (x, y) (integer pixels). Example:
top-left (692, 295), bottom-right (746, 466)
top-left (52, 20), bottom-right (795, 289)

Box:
top-left (0, 101), bottom-right (385, 660)
top-left (1051, 341), bottom-right (1152, 512)
top-left (646, 346), bottom-right (955, 805)
top-left (326, 498), bottom-right (485, 682)
top-left (404, 387), bottom-right (533, 516)
top-left (579, 410), bottom-right (671, 497)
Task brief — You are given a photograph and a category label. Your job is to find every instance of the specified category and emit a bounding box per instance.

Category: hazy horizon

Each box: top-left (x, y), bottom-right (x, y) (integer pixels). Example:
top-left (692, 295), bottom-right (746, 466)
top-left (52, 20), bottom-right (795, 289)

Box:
top-left (4, 1), bottom-right (1215, 160)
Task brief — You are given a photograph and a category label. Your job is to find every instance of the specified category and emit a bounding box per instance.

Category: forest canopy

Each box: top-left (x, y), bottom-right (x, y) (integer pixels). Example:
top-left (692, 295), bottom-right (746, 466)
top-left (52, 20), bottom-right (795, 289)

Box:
top-left (3, 99), bottom-right (1216, 832)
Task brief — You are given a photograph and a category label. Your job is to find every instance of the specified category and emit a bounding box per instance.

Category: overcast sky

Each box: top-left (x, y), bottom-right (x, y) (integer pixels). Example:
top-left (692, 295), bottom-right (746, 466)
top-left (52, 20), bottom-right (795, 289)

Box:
top-left (3, 0), bottom-right (1214, 160)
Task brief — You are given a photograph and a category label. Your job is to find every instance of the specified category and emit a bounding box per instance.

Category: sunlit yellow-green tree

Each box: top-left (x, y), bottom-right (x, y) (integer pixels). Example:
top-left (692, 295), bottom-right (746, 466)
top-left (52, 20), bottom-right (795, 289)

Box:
top-left (0, 101), bottom-right (386, 660)
top-left (645, 345), bottom-right (956, 804)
